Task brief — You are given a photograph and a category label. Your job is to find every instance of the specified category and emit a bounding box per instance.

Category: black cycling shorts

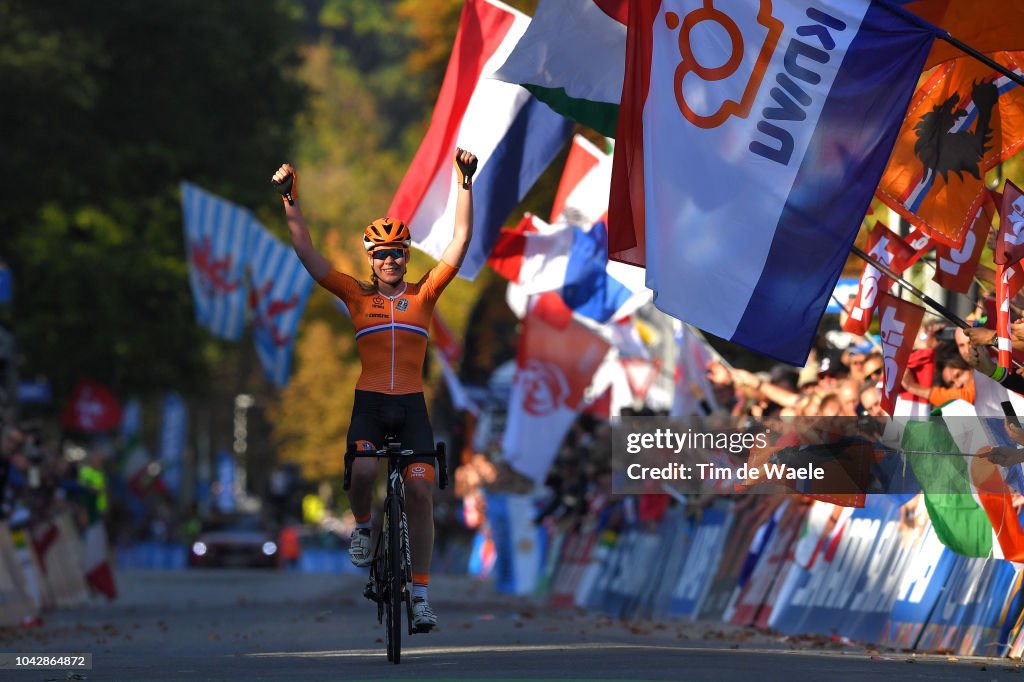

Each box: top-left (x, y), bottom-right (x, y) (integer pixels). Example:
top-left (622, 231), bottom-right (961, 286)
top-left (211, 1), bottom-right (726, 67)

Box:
top-left (347, 390), bottom-right (435, 454)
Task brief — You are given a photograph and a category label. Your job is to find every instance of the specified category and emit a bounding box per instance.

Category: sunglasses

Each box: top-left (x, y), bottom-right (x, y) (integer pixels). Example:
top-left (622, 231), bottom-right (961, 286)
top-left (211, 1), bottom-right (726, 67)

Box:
top-left (371, 248), bottom-right (407, 261)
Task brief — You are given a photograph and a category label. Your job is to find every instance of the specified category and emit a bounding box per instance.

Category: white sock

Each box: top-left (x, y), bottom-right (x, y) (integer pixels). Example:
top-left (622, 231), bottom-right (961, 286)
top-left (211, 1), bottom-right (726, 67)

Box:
top-left (412, 584), bottom-right (428, 601)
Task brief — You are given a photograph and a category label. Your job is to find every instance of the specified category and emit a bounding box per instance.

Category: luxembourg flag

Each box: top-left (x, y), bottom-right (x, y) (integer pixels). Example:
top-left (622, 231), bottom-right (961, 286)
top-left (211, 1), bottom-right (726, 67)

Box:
top-left (607, 0), bottom-right (936, 365)
top-left (388, 0), bottom-right (573, 279)
top-left (247, 225), bottom-right (315, 387)
top-left (181, 182), bottom-right (255, 340)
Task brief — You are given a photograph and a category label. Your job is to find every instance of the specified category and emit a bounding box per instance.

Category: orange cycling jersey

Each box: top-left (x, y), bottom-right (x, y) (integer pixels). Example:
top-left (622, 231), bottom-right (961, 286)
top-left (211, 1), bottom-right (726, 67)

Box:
top-left (317, 261), bottom-right (458, 394)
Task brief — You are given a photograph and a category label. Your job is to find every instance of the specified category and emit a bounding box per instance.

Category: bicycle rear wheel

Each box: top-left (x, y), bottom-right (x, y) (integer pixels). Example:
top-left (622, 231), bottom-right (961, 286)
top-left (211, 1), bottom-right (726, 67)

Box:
top-left (386, 492), bottom-right (403, 664)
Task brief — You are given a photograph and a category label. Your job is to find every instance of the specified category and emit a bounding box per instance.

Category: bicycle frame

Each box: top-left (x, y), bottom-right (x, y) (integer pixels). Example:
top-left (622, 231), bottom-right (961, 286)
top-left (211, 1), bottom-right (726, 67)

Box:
top-left (343, 437), bottom-right (447, 664)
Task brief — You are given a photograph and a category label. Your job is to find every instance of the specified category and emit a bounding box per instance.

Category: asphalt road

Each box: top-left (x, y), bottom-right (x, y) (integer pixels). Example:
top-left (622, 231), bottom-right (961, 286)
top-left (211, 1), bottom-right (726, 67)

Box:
top-left (0, 570), bottom-right (1020, 681)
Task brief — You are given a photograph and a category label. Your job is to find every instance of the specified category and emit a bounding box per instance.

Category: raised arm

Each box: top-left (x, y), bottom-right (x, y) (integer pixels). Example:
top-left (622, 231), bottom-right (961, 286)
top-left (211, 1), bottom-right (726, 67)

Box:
top-left (272, 163), bottom-right (331, 281)
top-left (440, 148), bottom-right (477, 268)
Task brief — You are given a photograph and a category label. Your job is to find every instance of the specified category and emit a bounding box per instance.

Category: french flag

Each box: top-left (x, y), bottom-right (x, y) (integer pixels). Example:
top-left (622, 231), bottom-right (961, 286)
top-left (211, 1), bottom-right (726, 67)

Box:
top-left (388, 0), bottom-right (573, 279)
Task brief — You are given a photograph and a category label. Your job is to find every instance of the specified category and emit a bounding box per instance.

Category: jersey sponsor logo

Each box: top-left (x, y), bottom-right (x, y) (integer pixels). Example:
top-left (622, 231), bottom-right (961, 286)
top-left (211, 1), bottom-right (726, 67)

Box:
top-left (396, 298), bottom-right (410, 312)
top-left (365, 313), bottom-right (389, 319)
top-left (409, 464), bottom-right (426, 477)
top-left (372, 296), bottom-right (385, 309)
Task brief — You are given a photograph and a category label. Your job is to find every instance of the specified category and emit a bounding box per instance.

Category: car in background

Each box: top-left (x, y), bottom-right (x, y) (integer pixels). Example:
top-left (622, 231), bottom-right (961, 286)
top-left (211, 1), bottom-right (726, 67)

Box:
top-left (188, 514), bottom-right (279, 569)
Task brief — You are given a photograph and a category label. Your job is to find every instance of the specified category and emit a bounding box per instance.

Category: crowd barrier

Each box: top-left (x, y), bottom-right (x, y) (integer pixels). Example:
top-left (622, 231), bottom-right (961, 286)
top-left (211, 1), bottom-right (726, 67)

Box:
top-left (0, 513), bottom-right (119, 626)
top-left (489, 492), bottom-right (1024, 659)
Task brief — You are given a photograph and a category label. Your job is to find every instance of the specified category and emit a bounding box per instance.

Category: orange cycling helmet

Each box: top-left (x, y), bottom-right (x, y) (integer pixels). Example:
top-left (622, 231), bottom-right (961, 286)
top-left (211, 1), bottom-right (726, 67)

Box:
top-left (363, 217), bottom-right (411, 251)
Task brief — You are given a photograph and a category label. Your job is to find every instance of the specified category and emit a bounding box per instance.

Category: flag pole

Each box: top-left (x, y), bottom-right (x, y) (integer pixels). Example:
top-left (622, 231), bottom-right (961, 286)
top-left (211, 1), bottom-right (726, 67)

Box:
top-left (939, 34), bottom-right (1024, 89)
top-left (879, 0), bottom-right (1024, 89)
top-left (851, 245), bottom-right (970, 329)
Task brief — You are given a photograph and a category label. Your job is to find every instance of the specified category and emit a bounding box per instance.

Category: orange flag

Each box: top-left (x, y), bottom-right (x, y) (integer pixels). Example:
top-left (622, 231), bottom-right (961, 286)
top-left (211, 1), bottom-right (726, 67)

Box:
top-left (876, 52), bottom-right (1024, 247)
top-left (905, 0), bottom-right (1024, 69)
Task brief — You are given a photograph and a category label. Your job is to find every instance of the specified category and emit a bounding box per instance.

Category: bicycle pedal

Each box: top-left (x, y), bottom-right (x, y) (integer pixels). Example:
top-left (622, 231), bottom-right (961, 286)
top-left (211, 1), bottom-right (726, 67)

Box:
top-left (363, 584), bottom-right (378, 602)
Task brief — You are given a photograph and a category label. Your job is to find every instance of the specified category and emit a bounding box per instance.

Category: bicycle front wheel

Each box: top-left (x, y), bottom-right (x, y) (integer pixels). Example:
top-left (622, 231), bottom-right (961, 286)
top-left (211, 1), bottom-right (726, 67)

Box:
top-left (386, 492), bottom-right (403, 664)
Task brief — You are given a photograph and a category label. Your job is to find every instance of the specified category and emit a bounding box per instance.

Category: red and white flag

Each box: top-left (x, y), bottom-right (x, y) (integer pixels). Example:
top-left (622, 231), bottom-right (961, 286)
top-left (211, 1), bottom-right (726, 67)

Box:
top-left (60, 379), bottom-right (122, 433)
top-left (550, 134), bottom-right (612, 227)
top-left (995, 183), bottom-right (1024, 370)
top-left (502, 293), bottom-right (610, 483)
top-left (878, 293), bottom-right (925, 415)
top-left (996, 181), bottom-right (1024, 265)
top-left (933, 194), bottom-right (996, 293)
top-left (843, 223), bottom-right (918, 336)
top-left (431, 312), bottom-right (479, 416)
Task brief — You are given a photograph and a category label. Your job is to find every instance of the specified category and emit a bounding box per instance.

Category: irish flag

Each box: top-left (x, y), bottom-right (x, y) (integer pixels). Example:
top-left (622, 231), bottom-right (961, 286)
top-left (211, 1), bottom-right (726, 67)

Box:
top-left (903, 400), bottom-right (1024, 561)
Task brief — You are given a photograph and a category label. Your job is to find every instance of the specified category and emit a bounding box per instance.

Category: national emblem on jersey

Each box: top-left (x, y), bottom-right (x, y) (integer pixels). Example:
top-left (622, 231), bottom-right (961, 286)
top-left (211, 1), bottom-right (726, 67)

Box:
top-left (396, 298), bottom-right (410, 312)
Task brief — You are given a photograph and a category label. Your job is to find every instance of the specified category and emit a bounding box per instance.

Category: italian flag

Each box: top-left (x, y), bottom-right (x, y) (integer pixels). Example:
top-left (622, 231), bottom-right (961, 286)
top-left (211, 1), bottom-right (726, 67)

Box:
top-left (492, 0), bottom-right (626, 137)
top-left (81, 492), bottom-right (117, 601)
top-left (903, 400), bottom-right (1024, 560)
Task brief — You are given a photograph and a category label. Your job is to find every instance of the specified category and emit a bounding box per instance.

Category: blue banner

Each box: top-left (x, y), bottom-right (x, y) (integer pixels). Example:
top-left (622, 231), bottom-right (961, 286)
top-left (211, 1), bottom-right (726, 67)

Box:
top-left (769, 495), bottom-right (908, 641)
top-left (216, 450), bottom-right (235, 513)
top-left (158, 392), bottom-right (188, 495)
top-left (668, 505), bottom-right (733, 617)
top-left (17, 380), bottom-right (51, 405)
top-left (0, 264), bottom-right (11, 304)
top-left (916, 555), bottom-right (1019, 656)
top-left (879, 525), bottom-right (956, 650)
top-left (120, 397), bottom-right (142, 440)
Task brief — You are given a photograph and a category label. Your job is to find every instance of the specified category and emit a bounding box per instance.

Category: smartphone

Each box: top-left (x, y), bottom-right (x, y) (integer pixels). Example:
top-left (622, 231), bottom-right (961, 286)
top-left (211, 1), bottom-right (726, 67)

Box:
top-left (1002, 400), bottom-right (1021, 429)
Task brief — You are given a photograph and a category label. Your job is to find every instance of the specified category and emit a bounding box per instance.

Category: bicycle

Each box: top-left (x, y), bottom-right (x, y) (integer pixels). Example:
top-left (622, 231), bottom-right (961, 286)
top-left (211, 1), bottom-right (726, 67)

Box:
top-left (343, 437), bottom-right (448, 664)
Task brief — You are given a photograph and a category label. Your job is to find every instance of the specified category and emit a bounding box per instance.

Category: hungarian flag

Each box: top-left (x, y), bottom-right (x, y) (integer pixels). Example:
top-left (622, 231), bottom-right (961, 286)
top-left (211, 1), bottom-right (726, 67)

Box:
top-left (60, 379), bottom-right (122, 433)
top-left (877, 51), bottom-right (1024, 247)
top-left (904, 400), bottom-right (1024, 561)
top-left (878, 293), bottom-right (925, 415)
top-left (933, 193), bottom-right (996, 293)
top-left (608, 0), bottom-right (935, 365)
top-left (502, 293), bottom-right (610, 483)
top-left (843, 223), bottom-right (919, 336)
top-left (388, 0), bottom-right (572, 279)
top-left (493, 0), bottom-right (626, 137)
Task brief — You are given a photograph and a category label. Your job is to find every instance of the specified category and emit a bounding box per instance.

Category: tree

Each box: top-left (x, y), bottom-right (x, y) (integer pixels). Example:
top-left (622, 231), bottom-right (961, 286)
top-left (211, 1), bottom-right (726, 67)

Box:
top-left (2, 0), bottom-right (307, 397)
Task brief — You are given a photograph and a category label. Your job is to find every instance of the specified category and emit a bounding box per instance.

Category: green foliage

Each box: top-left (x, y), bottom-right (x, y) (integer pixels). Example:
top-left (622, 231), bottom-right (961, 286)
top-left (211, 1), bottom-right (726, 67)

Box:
top-left (2, 0), bottom-right (307, 396)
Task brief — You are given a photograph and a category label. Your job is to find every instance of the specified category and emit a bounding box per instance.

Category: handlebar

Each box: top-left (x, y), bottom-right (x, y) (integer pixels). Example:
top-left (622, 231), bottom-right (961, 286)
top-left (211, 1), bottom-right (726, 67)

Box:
top-left (343, 440), bottom-right (449, 491)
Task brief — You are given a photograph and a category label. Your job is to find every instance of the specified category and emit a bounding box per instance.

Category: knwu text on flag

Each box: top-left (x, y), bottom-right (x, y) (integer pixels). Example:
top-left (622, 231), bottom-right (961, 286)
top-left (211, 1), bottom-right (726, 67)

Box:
top-left (608, 0), bottom-right (936, 365)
